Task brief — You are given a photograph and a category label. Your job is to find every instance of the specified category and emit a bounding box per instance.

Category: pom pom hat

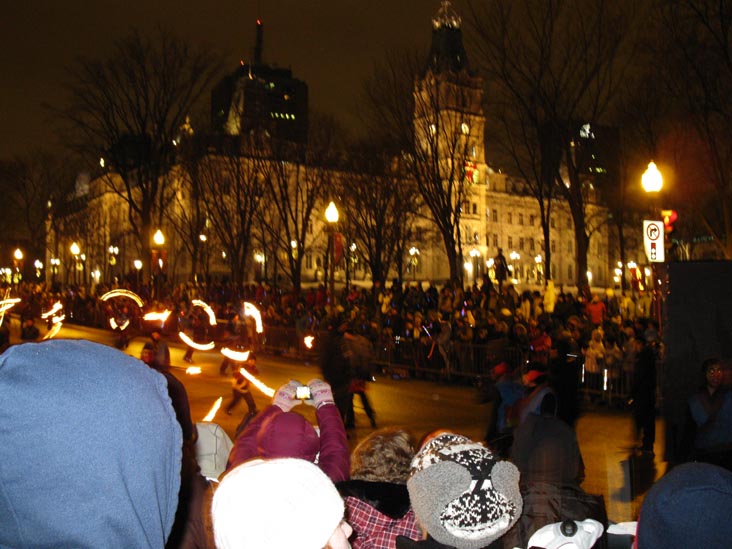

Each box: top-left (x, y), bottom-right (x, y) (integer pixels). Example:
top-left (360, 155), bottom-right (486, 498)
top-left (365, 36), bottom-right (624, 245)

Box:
top-left (212, 458), bottom-right (345, 549)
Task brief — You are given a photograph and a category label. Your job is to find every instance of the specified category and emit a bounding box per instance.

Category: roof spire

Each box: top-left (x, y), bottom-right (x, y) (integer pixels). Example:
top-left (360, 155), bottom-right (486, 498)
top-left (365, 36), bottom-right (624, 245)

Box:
top-left (253, 19), bottom-right (263, 66)
top-left (432, 0), bottom-right (461, 30)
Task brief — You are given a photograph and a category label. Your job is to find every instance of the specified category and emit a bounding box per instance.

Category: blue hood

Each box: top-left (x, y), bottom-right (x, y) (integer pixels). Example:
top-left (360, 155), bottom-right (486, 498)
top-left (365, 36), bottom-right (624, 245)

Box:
top-left (0, 339), bottom-right (181, 547)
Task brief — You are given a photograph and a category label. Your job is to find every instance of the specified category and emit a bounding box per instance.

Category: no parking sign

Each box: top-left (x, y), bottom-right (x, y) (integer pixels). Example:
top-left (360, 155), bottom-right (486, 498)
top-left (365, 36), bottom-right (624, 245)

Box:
top-left (644, 220), bottom-right (665, 262)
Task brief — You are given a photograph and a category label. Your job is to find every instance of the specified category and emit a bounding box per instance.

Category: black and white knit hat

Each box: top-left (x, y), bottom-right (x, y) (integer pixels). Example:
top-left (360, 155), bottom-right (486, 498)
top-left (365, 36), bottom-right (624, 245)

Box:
top-left (407, 433), bottom-right (522, 549)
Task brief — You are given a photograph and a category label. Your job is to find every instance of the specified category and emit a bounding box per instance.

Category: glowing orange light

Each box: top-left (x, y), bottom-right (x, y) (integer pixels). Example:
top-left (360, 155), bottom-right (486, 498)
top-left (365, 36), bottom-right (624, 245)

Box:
top-left (179, 331), bottom-right (216, 351)
top-left (109, 318), bottom-right (130, 331)
top-left (41, 302), bottom-right (63, 319)
top-left (192, 299), bottom-right (217, 326)
top-left (143, 310), bottom-right (171, 322)
top-left (203, 397), bottom-right (223, 422)
top-left (243, 302), bottom-right (263, 333)
top-left (304, 335), bottom-right (315, 349)
top-left (185, 366), bottom-right (202, 375)
top-left (51, 314), bottom-right (65, 324)
top-left (100, 289), bottom-right (144, 307)
top-left (221, 348), bottom-right (251, 362)
top-left (43, 322), bottom-right (62, 340)
top-left (238, 367), bottom-right (274, 397)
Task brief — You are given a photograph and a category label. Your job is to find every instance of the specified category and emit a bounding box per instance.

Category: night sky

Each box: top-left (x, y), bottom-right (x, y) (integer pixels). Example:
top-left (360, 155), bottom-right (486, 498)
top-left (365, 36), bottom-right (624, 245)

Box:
top-left (1, 0), bottom-right (467, 160)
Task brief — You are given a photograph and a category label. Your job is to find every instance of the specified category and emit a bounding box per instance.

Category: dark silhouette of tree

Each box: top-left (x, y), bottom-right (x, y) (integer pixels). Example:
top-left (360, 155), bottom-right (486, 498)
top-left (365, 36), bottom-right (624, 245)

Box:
top-left (467, 0), bottom-right (638, 295)
top-left (58, 28), bottom-right (222, 279)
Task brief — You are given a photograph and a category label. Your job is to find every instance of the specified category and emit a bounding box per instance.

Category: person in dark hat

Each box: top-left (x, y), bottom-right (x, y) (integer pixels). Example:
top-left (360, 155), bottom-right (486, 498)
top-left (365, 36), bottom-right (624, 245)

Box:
top-left (636, 462), bottom-right (732, 548)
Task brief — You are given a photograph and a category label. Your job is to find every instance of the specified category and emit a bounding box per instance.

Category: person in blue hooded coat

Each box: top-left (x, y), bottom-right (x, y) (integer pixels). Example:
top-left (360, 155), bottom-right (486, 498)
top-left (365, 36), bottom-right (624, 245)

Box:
top-left (0, 339), bottom-right (182, 548)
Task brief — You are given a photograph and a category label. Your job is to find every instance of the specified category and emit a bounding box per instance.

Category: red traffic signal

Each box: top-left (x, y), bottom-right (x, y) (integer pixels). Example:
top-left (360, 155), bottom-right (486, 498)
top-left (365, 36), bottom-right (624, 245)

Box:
top-left (662, 209), bottom-right (678, 233)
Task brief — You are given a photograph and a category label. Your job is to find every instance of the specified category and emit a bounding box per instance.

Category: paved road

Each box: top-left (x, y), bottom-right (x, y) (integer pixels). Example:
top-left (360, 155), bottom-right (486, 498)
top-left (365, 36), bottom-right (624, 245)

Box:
top-left (18, 319), bottom-right (666, 523)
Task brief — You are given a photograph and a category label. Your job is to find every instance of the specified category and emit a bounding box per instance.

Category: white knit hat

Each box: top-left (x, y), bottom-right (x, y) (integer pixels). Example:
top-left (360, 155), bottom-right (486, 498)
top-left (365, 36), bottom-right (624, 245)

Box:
top-left (212, 458), bottom-right (345, 549)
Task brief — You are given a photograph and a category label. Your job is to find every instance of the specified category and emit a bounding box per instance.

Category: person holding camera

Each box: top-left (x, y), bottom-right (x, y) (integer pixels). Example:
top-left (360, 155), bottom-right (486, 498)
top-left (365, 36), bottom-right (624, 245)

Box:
top-left (225, 378), bottom-right (350, 483)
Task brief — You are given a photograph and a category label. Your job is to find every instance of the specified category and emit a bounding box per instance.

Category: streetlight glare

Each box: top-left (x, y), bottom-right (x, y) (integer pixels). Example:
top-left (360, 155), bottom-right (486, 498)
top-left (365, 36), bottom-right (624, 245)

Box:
top-left (153, 230), bottom-right (165, 246)
top-left (642, 161), bottom-right (663, 193)
top-left (14, 249), bottom-right (23, 261)
top-left (70, 242), bottom-right (80, 256)
top-left (325, 201), bottom-right (339, 223)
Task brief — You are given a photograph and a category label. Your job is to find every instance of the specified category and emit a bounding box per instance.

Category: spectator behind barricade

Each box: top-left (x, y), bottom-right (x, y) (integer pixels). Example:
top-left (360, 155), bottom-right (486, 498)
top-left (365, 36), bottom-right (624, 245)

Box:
top-left (583, 328), bottom-right (605, 397)
top-left (543, 280), bottom-right (556, 316)
top-left (552, 328), bottom-right (582, 428)
top-left (686, 358), bottom-right (732, 470)
top-left (585, 294), bottom-right (606, 328)
top-left (635, 463), bottom-right (732, 549)
top-left (337, 427), bottom-right (421, 548)
top-left (395, 432), bottom-right (522, 549)
top-left (0, 340), bottom-right (181, 547)
top-left (505, 392), bottom-right (608, 549)
top-left (213, 458), bottom-right (353, 549)
top-left (225, 378), bottom-right (350, 483)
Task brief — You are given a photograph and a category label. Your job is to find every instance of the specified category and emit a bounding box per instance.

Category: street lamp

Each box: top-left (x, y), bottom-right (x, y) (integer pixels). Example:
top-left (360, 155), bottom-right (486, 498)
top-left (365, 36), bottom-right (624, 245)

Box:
top-left (642, 161), bottom-right (664, 333)
top-left (108, 245), bottom-right (119, 283)
top-left (13, 248), bottom-right (23, 286)
top-left (70, 242), bottom-right (80, 286)
top-left (325, 201), bottom-right (339, 307)
top-left (50, 258), bottom-right (60, 285)
top-left (134, 259), bottom-right (143, 288)
top-left (152, 230), bottom-right (165, 299)
top-left (469, 248), bottom-right (481, 284)
top-left (409, 247), bottom-right (420, 281)
top-left (509, 251), bottom-right (520, 282)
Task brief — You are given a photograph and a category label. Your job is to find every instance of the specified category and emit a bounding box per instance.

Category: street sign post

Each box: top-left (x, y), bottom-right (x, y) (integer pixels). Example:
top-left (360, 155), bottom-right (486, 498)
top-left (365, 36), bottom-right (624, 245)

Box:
top-left (644, 220), bottom-right (665, 263)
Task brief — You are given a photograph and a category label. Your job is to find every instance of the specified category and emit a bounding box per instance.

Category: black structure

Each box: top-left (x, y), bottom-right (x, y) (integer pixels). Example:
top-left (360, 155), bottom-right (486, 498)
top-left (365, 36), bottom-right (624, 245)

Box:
top-left (211, 19), bottom-right (308, 144)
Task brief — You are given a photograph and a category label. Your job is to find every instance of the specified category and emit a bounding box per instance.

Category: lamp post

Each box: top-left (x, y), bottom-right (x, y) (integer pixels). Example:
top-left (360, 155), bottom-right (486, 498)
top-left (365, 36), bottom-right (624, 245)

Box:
top-left (325, 201), bottom-right (339, 307)
top-left (153, 229), bottom-right (165, 299)
top-left (108, 245), bottom-right (119, 283)
top-left (70, 242), bottom-right (80, 286)
top-left (50, 258), bottom-right (60, 286)
top-left (642, 161), bottom-right (664, 333)
top-left (409, 246), bottom-right (420, 282)
top-left (134, 259), bottom-right (142, 289)
top-left (13, 248), bottom-right (23, 287)
top-left (509, 251), bottom-right (520, 282)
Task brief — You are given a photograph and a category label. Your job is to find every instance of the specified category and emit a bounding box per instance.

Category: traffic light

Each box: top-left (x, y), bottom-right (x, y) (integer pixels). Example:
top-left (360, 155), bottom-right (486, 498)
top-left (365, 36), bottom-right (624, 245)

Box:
top-left (662, 210), bottom-right (678, 233)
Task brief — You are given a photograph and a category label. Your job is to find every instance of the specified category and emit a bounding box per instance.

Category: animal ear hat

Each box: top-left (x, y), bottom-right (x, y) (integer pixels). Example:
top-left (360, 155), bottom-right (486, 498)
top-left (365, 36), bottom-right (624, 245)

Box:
top-left (407, 433), bottom-right (522, 549)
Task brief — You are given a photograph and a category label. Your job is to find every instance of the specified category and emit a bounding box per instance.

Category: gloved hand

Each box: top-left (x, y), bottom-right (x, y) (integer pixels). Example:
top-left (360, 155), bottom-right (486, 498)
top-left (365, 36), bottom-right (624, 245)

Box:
top-left (272, 380), bottom-right (301, 412)
top-left (306, 379), bottom-right (335, 409)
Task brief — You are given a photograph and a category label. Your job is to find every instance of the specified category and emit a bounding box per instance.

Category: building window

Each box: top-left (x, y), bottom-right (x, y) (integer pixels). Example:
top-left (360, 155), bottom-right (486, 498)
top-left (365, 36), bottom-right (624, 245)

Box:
top-left (493, 234), bottom-right (498, 247)
top-left (568, 263), bottom-right (574, 280)
top-left (508, 236), bottom-right (513, 249)
top-left (550, 217), bottom-right (556, 229)
top-left (519, 213), bottom-right (524, 225)
top-left (529, 215), bottom-right (535, 226)
top-left (551, 240), bottom-right (556, 253)
top-left (306, 253), bottom-right (312, 269)
top-left (529, 238), bottom-right (535, 251)
top-left (492, 209), bottom-right (498, 221)
top-left (519, 237), bottom-right (525, 250)
top-left (472, 203), bottom-right (478, 215)
top-left (307, 222), bottom-right (313, 235)
top-left (507, 212), bottom-right (512, 224)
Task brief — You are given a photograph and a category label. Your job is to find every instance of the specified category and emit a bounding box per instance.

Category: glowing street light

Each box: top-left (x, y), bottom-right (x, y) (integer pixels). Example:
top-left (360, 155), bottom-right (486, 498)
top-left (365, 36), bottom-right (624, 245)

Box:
top-left (153, 230), bottom-right (165, 246)
top-left (325, 201), bottom-right (339, 306)
top-left (641, 161), bottom-right (663, 194)
top-left (409, 247), bottom-right (420, 281)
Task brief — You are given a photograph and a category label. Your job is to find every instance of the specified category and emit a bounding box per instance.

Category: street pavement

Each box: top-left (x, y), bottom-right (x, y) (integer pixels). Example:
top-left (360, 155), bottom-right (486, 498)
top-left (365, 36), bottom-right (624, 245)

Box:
top-left (19, 320), bottom-right (666, 523)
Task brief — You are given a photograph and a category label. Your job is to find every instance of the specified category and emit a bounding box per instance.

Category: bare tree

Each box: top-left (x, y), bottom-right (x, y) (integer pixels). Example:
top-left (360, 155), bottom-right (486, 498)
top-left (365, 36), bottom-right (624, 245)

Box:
top-left (195, 134), bottom-right (267, 286)
top-left (467, 0), bottom-right (638, 295)
top-left (657, 0), bottom-right (732, 258)
top-left (58, 28), bottom-right (222, 279)
top-left (260, 113), bottom-right (345, 294)
top-left (361, 45), bottom-right (483, 284)
top-left (338, 145), bottom-right (420, 287)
